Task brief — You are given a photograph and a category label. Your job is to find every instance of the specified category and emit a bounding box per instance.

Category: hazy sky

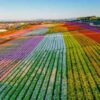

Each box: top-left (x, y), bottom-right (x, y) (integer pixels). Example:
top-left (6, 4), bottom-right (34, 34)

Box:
top-left (0, 0), bottom-right (100, 20)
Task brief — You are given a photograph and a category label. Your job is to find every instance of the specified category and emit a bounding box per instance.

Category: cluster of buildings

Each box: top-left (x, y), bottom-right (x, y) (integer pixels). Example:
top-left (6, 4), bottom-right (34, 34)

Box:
top-left (76, 16), bottom-right (100, 26)
top-left (0, 22), bottom-right (26, 32)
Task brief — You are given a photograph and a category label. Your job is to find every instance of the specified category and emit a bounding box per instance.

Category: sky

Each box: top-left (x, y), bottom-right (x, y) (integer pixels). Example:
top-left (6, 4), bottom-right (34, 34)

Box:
top-left (0, 0), bottom-right (100, 21)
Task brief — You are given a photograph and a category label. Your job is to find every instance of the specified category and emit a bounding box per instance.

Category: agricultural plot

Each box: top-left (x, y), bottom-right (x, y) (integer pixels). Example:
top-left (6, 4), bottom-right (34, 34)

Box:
top-left (0, 33), bottom-right (67, 100)
top-left (0, 23), bottom-right (100, 100)
top-left (63, 32), bottom-right (100, 99)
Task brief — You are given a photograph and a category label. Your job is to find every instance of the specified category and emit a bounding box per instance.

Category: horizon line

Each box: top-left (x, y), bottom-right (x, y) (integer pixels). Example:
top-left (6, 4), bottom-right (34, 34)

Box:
top-left (0, 15), bottom-right (99, 22)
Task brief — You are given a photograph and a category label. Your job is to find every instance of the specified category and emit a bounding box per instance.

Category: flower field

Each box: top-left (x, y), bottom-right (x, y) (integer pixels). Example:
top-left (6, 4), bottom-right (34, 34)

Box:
top-left (0, 22), bottom-right (100, 100)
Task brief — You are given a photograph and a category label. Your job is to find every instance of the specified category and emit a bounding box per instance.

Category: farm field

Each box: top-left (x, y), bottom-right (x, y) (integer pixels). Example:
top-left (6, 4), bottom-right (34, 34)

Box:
top-left (0, 22), bottom-right (100, 100)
